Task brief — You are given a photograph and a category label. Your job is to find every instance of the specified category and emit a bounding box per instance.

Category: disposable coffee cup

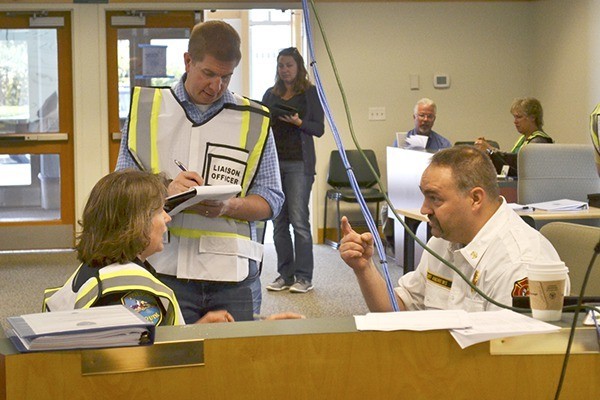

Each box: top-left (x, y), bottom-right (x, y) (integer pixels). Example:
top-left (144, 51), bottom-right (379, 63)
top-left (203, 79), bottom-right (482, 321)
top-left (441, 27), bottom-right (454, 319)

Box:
top-left (527, 261), bottom-right (569, 322)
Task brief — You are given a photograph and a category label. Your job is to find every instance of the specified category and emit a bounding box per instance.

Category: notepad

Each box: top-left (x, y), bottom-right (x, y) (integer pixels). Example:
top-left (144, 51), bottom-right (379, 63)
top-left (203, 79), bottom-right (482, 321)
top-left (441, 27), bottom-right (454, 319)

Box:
top-left (164, 184), bottom-right (241, 216)
top-left (5, 305), bottom-right (155, 352)
top-left (449, 309), bottom-right (560, 349)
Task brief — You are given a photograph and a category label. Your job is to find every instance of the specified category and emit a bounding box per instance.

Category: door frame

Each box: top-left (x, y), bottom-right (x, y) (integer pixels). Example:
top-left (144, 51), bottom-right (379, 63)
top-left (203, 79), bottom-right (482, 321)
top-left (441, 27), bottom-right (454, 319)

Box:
top-left (0, 10), bottom-right (75, 250)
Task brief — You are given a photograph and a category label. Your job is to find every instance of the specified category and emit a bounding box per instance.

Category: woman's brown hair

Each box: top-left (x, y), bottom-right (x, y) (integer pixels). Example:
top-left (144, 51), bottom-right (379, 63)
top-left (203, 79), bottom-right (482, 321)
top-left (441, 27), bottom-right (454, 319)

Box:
top-left (271, 47), bottom-right (312, 97)
top-left (75, 170), bottom-right (167, 267)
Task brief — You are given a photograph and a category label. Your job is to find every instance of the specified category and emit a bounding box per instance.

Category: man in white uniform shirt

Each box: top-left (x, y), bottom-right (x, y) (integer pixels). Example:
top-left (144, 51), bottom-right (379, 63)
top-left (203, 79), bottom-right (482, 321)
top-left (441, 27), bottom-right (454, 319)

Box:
top-left (339, 146), bottom-right (562, 312)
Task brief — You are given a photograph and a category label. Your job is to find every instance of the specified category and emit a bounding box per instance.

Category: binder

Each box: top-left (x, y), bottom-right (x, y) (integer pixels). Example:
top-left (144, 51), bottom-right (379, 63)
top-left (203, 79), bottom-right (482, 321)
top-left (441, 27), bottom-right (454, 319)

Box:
top-left (5, 305), bottom-right (155, 352)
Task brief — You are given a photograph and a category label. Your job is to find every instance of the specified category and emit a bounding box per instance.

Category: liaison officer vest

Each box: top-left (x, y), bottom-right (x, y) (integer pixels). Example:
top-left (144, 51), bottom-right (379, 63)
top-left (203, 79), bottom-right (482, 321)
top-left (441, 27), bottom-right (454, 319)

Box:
top-left (43, 260), bottom-right (184, 326)
top-left (126, 87), bottom-right (271, 282)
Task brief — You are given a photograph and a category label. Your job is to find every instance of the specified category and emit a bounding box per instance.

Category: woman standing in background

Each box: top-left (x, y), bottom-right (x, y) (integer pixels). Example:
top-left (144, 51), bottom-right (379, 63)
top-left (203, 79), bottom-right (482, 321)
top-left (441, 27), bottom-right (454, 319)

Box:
top-left (262, 47), bottom-right (325, 294)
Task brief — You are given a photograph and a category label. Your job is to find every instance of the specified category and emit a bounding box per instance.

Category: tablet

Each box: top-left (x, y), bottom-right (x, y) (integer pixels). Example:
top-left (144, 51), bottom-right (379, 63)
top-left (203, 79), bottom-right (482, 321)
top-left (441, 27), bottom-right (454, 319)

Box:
top-left (271, 103), bottom-right (298, 118)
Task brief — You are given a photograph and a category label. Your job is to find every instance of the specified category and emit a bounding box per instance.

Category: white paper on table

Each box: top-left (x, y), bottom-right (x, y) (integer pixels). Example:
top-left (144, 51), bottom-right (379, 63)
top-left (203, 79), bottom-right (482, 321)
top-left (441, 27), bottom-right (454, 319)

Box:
top-left (450, 309), bottom-right (560, 349)
top-left (354, 309), bottom-right (471, 332)
top-left (404, 134), bottom-right (429, 150)
top-left (583, 308), bottom-right (600, 326)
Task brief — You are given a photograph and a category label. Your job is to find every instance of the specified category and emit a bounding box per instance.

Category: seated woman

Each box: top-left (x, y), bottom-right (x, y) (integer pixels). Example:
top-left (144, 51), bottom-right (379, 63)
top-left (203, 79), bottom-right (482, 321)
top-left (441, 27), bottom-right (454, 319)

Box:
top-left (44, 170), bottom-right (301, 325)
top-left (475, 97), bottom-right (554, 176)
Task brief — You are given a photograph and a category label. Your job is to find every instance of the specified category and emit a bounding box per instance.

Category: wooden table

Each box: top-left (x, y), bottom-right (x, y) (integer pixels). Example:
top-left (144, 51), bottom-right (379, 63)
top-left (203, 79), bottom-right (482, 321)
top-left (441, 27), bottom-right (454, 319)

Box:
top-left (516, 206), bottom-right (600, 228)
top-left (1, 316), bottom-right (598, 399)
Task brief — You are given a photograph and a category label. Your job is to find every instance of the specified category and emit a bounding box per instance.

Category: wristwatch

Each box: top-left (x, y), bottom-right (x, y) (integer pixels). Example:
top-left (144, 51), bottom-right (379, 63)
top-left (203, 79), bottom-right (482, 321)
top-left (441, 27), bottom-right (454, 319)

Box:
top-left (486, 148), bottom-right (495, 156)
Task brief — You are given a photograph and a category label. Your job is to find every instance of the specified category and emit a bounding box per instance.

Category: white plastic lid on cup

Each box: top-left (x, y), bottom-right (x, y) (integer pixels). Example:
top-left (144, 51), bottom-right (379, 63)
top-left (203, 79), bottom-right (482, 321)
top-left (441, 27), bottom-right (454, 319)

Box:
top-left (526, 261), bottom-right (569, 322)
top-left (526, 260), bottom-right (568, 271)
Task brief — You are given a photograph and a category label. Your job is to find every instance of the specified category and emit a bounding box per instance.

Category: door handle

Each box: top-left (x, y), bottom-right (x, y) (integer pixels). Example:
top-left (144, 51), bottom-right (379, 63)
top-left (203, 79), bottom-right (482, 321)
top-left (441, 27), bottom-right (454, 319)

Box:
top-left (0, 133), bottom-right (68, 142)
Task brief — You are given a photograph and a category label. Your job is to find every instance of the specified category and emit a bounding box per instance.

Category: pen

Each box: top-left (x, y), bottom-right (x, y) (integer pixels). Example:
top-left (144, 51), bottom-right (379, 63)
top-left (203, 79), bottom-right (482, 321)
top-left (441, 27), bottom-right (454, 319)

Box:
top-left (174, 159), bottom-right (188, 172)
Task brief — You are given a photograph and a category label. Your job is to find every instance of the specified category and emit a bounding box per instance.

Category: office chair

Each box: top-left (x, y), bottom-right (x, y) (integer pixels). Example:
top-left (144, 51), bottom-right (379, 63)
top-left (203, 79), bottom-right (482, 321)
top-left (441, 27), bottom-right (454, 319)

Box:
top-left (323, 149), bottom-right (386, 248)
top-left (540, 222), bottom-right (600, 295)
top-left (518, 144), bottom-right (600, 204)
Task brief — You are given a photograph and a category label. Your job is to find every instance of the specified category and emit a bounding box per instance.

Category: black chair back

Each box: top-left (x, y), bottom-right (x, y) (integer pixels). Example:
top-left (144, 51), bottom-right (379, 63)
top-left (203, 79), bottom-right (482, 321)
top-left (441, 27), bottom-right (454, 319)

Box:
top-left (327, 149), bottom-right (380, 188)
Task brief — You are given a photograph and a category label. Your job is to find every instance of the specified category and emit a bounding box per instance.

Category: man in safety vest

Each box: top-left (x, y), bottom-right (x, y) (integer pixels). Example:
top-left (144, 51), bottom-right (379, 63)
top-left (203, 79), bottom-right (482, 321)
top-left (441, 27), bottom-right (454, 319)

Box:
top-left (116, 20), bottom-right (284, 323)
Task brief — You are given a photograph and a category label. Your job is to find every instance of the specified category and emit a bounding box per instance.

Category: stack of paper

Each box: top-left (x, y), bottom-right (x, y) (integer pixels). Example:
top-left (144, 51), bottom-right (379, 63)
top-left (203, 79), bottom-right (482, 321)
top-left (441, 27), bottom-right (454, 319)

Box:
top-left (527, 199), bottom-right (588, 211)
top-left (450, 310), bottom-right (560, 349)
top-left (5, 305), bottom-right (155, 352)
top-left (354, 309), bottom-right (561, 349)
top-left (404, 135), bottom-right (429, 150)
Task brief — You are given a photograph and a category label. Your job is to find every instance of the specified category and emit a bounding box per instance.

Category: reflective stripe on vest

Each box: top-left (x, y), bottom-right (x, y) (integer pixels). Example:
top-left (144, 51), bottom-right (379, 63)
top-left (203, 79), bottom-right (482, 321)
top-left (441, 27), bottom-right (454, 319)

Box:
top-left (44, 263), bottom-right (183, 326)
top-left (225, 97), bottom-right (271, 196)
top-left (590, 103), bottom-right (600, 158)
top-left (510, 130), bottom-right (553, 153)
top-left (128, 87), bottom-right (164, 173)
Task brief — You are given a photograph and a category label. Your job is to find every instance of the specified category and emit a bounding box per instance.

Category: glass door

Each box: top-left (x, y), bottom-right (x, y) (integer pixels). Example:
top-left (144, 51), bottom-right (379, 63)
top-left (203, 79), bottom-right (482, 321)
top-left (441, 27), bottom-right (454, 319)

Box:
top-left (0, 11), bottom-right (74, 250)
top-left (106, 10), bottom-right (197, 170)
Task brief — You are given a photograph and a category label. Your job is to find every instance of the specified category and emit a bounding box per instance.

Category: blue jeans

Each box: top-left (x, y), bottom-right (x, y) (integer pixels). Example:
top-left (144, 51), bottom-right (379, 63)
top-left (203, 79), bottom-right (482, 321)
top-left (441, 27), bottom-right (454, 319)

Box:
top-left (158, 273), bottom-right (258, 323)
top-left (273, 161), bottom-right (315, 283)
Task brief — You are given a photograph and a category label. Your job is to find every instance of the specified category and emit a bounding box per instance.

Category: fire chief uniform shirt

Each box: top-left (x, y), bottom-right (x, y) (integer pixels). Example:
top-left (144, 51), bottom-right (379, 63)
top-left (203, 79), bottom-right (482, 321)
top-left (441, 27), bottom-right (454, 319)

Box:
top-left (395, 199), bottom-right (562, 311)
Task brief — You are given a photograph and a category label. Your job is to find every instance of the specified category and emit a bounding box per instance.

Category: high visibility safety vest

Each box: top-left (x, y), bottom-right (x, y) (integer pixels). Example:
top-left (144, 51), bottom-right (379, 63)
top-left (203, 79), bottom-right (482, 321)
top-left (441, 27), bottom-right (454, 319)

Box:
top-left (43, 262), bottom-right (185, 326)
top-left (590, 103), bottom-right (600, 168)
top-left (510, 130), bottom-right (554, 153)
top-left (127, 87), bottom-right (271, 282)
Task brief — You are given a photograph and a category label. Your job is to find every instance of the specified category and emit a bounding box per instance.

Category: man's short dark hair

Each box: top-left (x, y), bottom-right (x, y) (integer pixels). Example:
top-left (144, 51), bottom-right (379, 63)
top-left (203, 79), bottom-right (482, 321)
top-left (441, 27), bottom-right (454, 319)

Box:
top-left (430, 145), bottom-right (499, 198)
top-left (188, 20), bottom-right (241, 65)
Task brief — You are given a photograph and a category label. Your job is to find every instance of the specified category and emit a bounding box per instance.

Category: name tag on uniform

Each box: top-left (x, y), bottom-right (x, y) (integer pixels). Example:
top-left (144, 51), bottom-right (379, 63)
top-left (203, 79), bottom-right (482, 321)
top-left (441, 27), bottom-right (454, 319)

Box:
top-left (427, 270), bottom-right (452, 289)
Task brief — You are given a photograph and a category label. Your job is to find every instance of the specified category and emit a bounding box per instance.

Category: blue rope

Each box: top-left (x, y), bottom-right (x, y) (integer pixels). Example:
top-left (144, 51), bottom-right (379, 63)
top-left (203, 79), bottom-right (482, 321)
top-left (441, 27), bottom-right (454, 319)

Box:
top-left (302, 0), bottom-right (399, 311)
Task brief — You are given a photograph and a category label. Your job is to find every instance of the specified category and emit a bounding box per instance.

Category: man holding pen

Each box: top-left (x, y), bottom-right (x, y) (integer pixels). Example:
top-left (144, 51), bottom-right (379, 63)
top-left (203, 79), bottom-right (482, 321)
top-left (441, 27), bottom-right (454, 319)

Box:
top-left (116, 21), bottom-right (284, 323)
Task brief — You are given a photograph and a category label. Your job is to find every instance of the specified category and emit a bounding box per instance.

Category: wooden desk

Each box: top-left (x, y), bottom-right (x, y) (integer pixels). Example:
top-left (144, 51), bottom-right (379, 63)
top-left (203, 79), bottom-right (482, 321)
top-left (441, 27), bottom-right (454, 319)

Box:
top-left (516, 206), bottom-right (600, 227)
top-left (1, 317), bottom-right (598, 399)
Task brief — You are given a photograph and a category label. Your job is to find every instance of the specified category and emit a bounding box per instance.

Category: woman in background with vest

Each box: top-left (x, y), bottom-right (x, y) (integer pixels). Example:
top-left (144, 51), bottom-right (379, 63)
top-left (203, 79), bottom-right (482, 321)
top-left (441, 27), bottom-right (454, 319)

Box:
top-left (475, 97), bottom-right (554, 175)
top-left (262, 47), bottom-right (325, 294)
top-left (44, 170), bottom-right (234, 325)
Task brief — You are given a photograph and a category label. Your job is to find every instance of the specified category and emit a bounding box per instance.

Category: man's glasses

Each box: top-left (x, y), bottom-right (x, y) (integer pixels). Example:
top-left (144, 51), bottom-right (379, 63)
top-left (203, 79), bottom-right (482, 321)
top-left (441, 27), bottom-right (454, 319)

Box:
top-left (417, 113), bottom-right (435, 120)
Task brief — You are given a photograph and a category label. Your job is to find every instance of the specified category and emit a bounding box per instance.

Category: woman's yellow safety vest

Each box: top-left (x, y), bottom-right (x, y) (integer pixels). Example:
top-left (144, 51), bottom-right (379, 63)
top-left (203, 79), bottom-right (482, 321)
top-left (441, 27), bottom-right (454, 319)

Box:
top-left (510, 130), bottom-right (553, 153)
top-left (43, 261), bottom-right (184, 326)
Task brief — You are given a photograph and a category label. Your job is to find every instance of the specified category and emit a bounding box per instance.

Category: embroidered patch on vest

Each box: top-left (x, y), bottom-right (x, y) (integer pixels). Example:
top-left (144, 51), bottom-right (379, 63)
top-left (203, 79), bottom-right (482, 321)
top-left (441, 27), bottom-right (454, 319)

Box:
top-left (427, 271), bottom-right (452, 289)
top-left (122, 290), bottom-right (163, 326)
top-left (512, 277), bottom-right (529, 297)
